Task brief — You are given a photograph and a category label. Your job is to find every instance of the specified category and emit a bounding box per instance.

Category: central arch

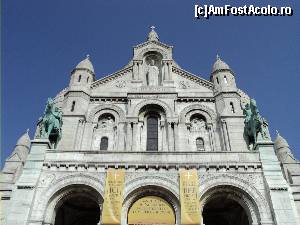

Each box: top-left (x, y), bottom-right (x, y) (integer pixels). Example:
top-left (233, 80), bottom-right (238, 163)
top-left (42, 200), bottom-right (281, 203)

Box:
top-left (128, 196), bottom-right (175, 225)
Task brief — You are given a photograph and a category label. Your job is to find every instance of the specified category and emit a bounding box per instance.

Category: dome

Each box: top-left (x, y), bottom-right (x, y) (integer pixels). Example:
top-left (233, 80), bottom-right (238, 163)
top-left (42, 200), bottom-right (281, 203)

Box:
top-left (147, 26), bottom-right (159, 42)
top-left (16, 129), bottom-right (31, 149)
top-left (212, 55), bottom-right (231, 74)
top-left (274, 131), bottom-right (289, 150)
top-left (76, 55), bottom-right (94, 73)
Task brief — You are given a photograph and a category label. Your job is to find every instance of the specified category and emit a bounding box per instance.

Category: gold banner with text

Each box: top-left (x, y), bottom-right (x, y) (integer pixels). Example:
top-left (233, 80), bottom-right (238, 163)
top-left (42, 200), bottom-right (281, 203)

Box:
top-left (101, 168), bottom-right (125, 225)
top-left (180, 169), bottom-right (201, 225)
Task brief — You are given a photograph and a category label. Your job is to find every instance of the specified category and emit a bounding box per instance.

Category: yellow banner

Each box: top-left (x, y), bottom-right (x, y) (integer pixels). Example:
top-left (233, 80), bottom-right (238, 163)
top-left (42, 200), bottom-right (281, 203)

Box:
top-left (101, 168), bottom-right (125, 225)
top-left (128, 196), bottom-right (175, 225)
top-left (180, 169), bottom-right (201, 225)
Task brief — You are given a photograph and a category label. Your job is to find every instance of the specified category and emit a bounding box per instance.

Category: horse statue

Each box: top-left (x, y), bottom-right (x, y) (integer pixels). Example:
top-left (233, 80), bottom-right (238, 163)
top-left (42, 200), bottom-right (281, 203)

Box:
top-left (243, 98), bottom-right (271, 149)
top-left (39, 98), bottom-right (63, 148)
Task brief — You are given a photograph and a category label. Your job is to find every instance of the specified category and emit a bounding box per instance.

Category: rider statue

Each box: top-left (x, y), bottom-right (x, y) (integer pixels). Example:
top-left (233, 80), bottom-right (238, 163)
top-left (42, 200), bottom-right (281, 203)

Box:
top-left (242, 98), bottom-right (271, 149)
top-left (38, 98), bottom-right (63, 148)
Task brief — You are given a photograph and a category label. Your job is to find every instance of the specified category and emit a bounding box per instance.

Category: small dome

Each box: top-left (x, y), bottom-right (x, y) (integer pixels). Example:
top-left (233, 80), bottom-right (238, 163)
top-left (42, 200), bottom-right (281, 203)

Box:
top-left (76, 55), bottom-right (94, 73)
top-left (147, 26), bottom-right (159, 42)
top-left (16, 129), bottom-right (31, 149)
top-left (274, 131), bottom-right (289, 150)
top-left (212, 55), bottom-right (231, 74)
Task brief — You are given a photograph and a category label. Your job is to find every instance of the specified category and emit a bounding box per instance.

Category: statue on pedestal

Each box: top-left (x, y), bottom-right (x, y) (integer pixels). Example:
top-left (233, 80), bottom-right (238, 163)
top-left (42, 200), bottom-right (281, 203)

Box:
top-left (38, 98), bottom-right (63, 148)
top-left (243, 98), bottom-right (271, 149)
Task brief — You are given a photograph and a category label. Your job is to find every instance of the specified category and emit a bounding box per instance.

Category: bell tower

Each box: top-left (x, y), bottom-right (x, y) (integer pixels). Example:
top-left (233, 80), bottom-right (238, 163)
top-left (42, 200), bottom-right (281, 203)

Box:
top-left (211, 55), bottom-right (246, 151)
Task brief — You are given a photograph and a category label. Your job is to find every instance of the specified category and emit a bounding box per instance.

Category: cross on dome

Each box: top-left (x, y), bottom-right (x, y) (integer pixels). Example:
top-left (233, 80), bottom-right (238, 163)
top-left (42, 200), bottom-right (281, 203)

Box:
top-left (147, 25), bottom-right (159, 42)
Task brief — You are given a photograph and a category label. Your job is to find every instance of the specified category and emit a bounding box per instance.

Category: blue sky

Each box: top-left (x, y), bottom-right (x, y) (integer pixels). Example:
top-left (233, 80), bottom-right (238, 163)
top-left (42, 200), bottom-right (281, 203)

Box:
top-left (1, 0), bottom-right (300, 166)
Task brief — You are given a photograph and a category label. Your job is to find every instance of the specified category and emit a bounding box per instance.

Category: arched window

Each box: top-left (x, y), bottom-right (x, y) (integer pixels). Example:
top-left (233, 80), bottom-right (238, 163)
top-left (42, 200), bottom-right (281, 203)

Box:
top-left (224, 75), bottom-right (228, 84)
top-left (71, 101), bottom-right (75, 112)
top-left (78, 75), bottom-right (82, 82)
top-left (100, 137), bottom-right (108, 150)
top-left (230, 102), bottom-right (235, 113)
top-left (196, 138), bottom-right (204, 151)
top-left (147, 115), bottom-right (158, 151)
top-left (216, 77), bottom-right (219, 84)
top-left (87, 77), bottom-right (89, 83)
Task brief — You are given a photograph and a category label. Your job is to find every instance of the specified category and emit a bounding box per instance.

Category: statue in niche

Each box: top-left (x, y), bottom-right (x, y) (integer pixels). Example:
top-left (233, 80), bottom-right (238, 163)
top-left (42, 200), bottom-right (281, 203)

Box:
top-left (191, 117), bottom-right (206, 132)
top-left (147, 59), bottom-right (159, 86)
top-left (99, 115), bottom-right (114, 128)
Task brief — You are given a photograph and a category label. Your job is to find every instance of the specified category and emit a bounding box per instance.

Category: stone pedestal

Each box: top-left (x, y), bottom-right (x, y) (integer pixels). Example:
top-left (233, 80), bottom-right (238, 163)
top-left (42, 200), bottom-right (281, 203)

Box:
top-left (5, 139), bottom-right (51, 225)
top-left (255, 141), bottom-right (300, 225)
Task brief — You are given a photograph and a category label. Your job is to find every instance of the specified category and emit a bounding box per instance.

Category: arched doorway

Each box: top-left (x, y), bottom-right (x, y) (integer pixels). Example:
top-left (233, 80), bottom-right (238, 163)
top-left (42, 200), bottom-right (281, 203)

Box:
top-left (128, 196), bottom-right (175, 225)
top-left (53, 185), bottom-right (101, 225)
top-left (202, 192), bottom-right (250, 225)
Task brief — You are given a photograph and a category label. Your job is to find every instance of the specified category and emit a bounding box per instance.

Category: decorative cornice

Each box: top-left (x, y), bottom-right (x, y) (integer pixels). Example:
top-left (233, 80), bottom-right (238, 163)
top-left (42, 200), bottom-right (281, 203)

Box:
top-left (91, 66), bottom-right (133, 89)
top-left (211, 68), bottom-right (235, 77)
top-left (172, 66), bottom-right (214, 90)
top-left (134, 40), bottom-right (173, 50)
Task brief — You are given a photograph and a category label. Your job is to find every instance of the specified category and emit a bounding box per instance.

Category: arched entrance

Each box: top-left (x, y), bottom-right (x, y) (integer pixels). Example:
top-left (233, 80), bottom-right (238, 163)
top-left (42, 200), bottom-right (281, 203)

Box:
top-left (201, 186), bottom-right (256, 225)
top-left (53, 185), bottom-right (101, 225)
top-left (202, 195), bottom-right (249, 225)
top-left (128, 196), bottom-right (175, 225)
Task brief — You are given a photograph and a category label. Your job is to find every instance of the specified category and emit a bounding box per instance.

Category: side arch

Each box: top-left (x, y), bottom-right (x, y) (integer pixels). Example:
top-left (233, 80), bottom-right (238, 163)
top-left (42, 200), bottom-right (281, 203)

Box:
top-left (41, 173), bottom-right (105, 224)
top-left (200, 174), bottom-right (273, 224)
top-left (179, 104), bottom-right (217, 124)
top-left (87, 104), bottom-right (126, 122)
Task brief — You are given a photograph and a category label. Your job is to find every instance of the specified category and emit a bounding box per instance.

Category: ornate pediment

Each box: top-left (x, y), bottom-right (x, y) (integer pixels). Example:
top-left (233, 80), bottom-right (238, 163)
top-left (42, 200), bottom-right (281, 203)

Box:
top-left (172, 66), bottom-right (214, 91)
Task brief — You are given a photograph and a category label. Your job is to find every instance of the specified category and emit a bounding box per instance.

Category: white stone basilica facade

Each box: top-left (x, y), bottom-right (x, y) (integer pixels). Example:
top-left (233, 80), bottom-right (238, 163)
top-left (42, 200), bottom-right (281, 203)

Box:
top-left (1, 28), bottom-right (300, 225)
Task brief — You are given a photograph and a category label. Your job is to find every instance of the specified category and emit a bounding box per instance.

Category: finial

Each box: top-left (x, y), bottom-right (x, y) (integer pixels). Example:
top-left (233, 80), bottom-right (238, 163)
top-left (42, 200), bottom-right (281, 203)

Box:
top-left (216, 54), bottom-right (220, 60)
top-left (26, 128), bottom-right (29, 134)
top-left (276, 130), bottom-right (280, 136)
top-left (147, 25), bottom-right (159, 41)
top-left (86, 54), bottom-right (90, 59)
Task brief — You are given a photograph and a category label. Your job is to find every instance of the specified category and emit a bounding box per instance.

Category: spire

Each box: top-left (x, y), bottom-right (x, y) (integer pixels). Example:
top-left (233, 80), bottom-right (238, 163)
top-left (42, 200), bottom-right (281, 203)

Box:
top-left (16, 129), bottom-right (31, 149)
top-left (211, 54), bottom-right (231, 74)
top-left (274, 131), bottom-right (297, 163)
top-left (76, 54), bottom-right (94, 73)
top-left (147, 26), bottom-right (159, 42)
top-left (274, 131), bottom-right (289, 149)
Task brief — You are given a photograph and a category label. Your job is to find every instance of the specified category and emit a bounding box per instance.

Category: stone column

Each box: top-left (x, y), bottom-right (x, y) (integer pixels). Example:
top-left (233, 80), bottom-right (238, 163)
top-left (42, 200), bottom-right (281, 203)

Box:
top-left (137, 60), bottom-right (142, 80)
top-left (221, 119), bottom-right (231, 151)
top-left (162, 60), bottom-right (168, 80)
top-left (207, 123), bottom-right (215, 151)
top-left (117, 122), bottom-right (126, 151)
top-left (167, 61), bottom-right (172, 80)
top-left (167, 122), bottom-right (174, 151)
top-left (132, 122), bottom-right (138, 151)
top-left (126, 122), bottom-right (132, 151)
top-left (173, 123), bottom-right (179, 151)
top-left (133, 61), bottom-right (138, 80)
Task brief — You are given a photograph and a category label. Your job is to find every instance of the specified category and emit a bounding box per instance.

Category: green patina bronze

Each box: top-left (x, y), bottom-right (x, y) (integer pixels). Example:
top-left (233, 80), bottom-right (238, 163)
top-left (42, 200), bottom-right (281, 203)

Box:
top-left (243, 98), bottom-right (271, 148)
top-left (38, 98), bottom-right (63, 148)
